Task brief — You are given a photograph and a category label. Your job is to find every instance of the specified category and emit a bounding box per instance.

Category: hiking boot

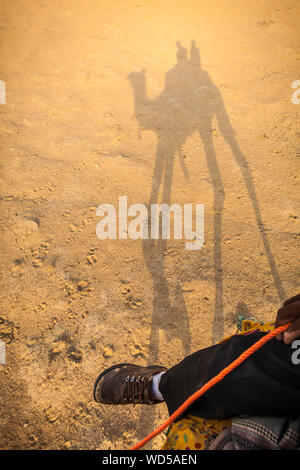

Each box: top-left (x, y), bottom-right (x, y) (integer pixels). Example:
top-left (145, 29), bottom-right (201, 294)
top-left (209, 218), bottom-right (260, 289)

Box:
top-left (93, 363), bottom-right (167, 405)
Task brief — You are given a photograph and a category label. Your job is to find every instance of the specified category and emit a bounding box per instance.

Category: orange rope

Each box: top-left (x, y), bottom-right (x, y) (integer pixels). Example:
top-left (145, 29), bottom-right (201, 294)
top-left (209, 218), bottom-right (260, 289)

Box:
top-left (131, 323), bottom-right (291, 450)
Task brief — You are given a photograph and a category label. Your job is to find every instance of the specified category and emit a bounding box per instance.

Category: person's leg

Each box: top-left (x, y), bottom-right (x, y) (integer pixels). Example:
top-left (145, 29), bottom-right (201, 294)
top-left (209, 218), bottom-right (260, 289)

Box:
top-left (159, 331), bottom-right (300, 420)
top-left (93, 332), bottom-right (300, 418)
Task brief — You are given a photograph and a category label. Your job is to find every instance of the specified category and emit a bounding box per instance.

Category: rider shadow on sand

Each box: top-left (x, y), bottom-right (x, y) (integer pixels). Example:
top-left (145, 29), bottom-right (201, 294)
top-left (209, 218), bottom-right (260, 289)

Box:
top-left (127, 40), bottom-right (286, 446)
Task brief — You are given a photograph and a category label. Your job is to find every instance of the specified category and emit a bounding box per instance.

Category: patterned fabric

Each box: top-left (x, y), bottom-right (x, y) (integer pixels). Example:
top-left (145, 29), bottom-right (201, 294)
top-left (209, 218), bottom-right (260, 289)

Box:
top-left (161, 320), bottom-right (275, 450)
top-left (161, 415), bottom-right (232, 450)
top-left (209, 416), bottom-right (300, 450)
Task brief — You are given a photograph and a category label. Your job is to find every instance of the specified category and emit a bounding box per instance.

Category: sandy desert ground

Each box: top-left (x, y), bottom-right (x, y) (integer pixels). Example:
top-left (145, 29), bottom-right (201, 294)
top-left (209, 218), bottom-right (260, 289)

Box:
top-left (0, 0), bottom-right (299, 450)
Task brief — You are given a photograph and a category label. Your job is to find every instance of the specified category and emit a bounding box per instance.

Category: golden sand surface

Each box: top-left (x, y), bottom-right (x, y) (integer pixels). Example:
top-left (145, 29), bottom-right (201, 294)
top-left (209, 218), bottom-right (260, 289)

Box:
top-left (0, 0), bottom-right (299, 449)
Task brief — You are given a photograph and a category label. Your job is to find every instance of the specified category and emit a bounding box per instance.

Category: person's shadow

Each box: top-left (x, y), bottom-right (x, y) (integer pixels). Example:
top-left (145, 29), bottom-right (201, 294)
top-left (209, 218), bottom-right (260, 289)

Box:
top-left (128, 40), bottom-right (286, 444)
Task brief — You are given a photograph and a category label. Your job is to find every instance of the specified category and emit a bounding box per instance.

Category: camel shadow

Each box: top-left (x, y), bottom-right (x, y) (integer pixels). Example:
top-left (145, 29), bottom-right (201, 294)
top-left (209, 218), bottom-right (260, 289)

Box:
top-left (128, 40), bottom-right (286, 445)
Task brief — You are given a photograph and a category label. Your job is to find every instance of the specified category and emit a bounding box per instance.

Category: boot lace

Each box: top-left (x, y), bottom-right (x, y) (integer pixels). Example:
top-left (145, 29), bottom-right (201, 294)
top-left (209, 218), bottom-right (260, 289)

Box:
top-left (124, 375), bottom-right (152, 404)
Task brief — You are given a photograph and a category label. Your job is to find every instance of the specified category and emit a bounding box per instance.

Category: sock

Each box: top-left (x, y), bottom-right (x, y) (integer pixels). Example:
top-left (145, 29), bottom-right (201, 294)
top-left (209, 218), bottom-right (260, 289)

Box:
top-left (151, 371), bottom-right (165, 401)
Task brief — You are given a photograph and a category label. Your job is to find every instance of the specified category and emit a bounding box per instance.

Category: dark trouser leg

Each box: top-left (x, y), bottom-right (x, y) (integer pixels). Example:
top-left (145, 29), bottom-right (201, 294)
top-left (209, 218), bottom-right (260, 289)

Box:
top-left (159, 332), bottom-right (300, 420)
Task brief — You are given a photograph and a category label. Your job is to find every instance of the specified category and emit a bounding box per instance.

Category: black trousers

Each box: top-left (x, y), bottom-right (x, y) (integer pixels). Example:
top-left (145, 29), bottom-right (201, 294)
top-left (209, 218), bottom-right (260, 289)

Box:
top-left (159, 331), bottom-right (300, 421)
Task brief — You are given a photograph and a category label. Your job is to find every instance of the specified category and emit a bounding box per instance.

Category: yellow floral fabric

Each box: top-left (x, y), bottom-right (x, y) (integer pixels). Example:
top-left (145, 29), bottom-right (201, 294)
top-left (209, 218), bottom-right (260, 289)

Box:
top-left (161, 415), bottom-right (232, 450)
top-left (161, 320), bottom-right (275, 450)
